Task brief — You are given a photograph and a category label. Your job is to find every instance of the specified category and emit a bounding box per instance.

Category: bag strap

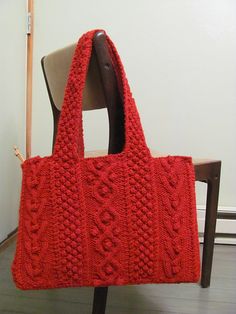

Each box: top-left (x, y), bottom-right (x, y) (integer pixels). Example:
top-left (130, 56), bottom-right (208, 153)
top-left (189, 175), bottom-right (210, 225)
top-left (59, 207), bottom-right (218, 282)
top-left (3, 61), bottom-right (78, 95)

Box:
top-left (53, 30), bottom-right (149, 162)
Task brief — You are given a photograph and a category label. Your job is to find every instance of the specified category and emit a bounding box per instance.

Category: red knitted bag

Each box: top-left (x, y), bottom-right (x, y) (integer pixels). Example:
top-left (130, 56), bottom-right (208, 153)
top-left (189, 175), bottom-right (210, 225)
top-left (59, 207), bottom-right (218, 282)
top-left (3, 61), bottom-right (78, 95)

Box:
top-left (12, 30), bottom-right (200, 290)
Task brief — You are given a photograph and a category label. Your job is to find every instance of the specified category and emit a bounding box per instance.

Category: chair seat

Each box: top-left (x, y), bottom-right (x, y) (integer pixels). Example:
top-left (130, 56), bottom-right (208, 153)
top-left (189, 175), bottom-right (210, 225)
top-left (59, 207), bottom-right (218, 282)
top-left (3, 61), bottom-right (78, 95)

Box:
top-left (84, 150), bottom-right (218, 165)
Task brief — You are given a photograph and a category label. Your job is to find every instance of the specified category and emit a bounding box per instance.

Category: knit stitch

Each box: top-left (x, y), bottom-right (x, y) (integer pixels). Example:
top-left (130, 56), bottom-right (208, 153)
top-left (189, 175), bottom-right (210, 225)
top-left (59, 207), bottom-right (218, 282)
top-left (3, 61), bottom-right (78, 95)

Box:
top-left (12, 30), bottom-right (200, 290)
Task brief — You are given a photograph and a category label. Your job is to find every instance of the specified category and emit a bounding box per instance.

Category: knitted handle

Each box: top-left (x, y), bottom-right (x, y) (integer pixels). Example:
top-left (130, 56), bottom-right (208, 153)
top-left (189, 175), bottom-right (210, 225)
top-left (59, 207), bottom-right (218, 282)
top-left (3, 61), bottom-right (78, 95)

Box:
top-left (53, 30), bottom-right (149, 161)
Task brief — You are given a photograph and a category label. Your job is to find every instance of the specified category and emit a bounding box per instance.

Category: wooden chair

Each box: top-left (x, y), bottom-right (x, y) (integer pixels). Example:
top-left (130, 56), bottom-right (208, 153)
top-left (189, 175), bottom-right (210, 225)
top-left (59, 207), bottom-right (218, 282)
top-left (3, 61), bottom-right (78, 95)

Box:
top-left (41, 30), bottom-right (221, 314)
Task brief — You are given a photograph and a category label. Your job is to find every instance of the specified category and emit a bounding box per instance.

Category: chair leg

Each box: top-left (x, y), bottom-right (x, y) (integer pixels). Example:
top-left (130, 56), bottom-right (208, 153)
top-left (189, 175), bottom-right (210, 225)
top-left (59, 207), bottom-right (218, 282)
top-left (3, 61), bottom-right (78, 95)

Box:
top-left (201, 164), bottom-right (221, 288)
top-left (92, 287), bottom-right (108, 314)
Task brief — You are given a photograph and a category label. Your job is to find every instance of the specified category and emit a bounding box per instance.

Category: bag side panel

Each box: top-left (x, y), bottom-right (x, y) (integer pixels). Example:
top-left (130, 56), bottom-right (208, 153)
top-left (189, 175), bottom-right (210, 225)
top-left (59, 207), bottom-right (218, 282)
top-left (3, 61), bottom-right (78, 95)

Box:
top-left (153, 156), bottom-right (200, 283)
top-left (11, 157), bottom-right (57, 289)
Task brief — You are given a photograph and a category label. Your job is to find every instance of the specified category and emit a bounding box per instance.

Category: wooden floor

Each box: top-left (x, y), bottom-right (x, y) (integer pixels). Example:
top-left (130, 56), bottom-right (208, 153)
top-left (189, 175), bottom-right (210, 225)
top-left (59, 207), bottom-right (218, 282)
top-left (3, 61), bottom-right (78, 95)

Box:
top-left (0, 242), bottom-right (235, 314)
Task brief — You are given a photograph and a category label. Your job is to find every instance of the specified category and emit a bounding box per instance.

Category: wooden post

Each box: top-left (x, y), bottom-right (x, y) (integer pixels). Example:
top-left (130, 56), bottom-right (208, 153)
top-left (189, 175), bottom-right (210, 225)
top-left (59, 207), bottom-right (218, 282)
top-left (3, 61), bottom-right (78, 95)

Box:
top-left (26, 0), bottom-right (34, 159)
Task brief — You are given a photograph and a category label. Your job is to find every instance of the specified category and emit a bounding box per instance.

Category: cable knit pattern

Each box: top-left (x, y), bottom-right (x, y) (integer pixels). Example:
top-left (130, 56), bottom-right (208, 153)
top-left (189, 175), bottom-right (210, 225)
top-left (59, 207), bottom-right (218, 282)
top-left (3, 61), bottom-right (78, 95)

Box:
top-left (12, 30), bottom-right (200, 290)
top-left (84, 159), bottom-right (124, 285)
top-left (154, 156), bottom-right (200, 282)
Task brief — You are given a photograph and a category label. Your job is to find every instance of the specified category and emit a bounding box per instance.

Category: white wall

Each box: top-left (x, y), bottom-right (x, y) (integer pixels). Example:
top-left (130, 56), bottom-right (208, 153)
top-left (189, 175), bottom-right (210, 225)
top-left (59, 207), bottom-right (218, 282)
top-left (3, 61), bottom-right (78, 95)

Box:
top-left (32, 0), bottom-right (236, 208)
top-left (0, 0), bottom-right (26, 242)
top-left (1, 0), bottom-right (236, 240)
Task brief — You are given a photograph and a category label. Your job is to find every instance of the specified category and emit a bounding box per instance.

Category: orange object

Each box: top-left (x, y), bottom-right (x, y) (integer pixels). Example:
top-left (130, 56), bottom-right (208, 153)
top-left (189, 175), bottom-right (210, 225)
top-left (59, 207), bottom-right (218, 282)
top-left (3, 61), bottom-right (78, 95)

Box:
top-left (26, 0), bottom-right (34, 159)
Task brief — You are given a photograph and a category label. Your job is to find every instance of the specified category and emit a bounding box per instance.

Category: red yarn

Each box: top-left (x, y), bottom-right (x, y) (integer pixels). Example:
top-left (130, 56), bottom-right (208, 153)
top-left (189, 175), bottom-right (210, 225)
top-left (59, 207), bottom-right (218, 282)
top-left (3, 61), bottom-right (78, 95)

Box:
top-left (12, 30), bottom-right (200, 290)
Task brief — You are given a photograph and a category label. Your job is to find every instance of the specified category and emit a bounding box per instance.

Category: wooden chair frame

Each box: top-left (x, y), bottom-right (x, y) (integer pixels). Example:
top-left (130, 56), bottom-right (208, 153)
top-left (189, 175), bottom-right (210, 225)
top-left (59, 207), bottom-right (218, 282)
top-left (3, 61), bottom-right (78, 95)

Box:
top-left (41, 31), bottom-right (221, 314)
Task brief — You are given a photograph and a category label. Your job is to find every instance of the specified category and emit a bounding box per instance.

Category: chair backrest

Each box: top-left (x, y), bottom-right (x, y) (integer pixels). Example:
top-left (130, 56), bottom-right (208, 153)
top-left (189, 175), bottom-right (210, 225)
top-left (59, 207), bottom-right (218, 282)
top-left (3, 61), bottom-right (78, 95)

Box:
top-left (42, 43), bottom-right (106, 111)
top-left (41, 30), bottom-right (125, 154)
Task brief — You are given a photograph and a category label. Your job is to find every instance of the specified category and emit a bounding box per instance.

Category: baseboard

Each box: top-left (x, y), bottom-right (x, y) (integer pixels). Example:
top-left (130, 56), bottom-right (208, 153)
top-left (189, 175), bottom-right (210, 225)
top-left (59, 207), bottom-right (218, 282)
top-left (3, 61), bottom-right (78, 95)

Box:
top-left (0, 228), bottom-right (17, 253)
top-left (197, 206), bottom-right (236, 245)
